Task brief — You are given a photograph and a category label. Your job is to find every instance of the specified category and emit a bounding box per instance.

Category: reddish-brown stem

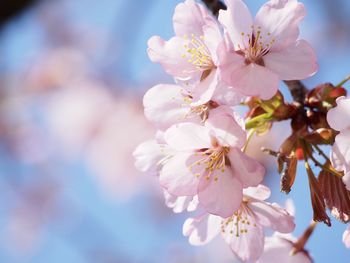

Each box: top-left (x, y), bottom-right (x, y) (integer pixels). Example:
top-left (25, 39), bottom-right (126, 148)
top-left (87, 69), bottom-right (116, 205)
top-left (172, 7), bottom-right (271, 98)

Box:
top-left (291, 221), bottom-right (317, 255)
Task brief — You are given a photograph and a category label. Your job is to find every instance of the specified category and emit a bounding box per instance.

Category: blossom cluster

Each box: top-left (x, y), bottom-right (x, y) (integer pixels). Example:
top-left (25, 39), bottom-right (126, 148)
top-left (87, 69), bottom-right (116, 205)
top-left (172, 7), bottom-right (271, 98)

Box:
top-left (134, 0), bottom-right (321, 261)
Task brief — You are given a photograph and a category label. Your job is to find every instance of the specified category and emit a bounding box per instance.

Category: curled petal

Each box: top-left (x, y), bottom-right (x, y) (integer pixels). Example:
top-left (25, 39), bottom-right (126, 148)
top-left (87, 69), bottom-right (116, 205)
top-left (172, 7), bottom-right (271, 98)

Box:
top-left (249, 201), bottom-right (295, 233)
top-left (243, 184), bottom-right (271, 201)
top-left (331, 130), bottom-right (350, 181)
top-left (143, 84), bottom-right (194, 129)
top-left (191, 69), bottom-right (219, 106)
top-left (164, 191), bottom-right (198, 213)
top-left (218, 0), bottom-right (253, 49)
top-left (255, 0), bottom-right (306, 50)
top-left (183, 213), bottom-right (221, 245)
top-left (164, 122), bottom-right (212, 151)
top-left (327, 96), bottom-right (350, 131)
top-left (147, 36), bottom-right (196, 79)
top-left (133, 140), bottom-right (164, 173)
top-left (173, 0), bottom-right (215, 37)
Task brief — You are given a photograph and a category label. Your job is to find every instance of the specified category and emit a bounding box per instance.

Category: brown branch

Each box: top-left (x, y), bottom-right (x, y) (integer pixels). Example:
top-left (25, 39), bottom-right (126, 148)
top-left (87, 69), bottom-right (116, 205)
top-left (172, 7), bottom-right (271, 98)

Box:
top-left (284, 80), bottom-right (308, 104)
top-left (201, 0), bottom-right (309, 103)
top-left (201, 0), bottom-right (226, 16)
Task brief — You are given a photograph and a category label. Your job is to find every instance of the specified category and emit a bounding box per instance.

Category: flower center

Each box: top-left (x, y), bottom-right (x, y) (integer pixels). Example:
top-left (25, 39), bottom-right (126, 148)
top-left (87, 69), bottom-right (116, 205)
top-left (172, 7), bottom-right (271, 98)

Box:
top-left (220, 204), bottom-right (257, 237)
top-left (237, 26), bottom-right (275, 65)
top-left (182, 34), bottom-right (215, 71)
top-left (181, 95), bottom-right (219, 122)
top-left (188, 145), bottom-right (230, 181)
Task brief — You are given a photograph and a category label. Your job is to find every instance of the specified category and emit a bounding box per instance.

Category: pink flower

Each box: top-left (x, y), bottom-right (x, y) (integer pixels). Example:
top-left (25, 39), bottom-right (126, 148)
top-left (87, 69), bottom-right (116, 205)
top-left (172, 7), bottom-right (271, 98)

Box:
top-left (147, 0), bottom-right (225, 105)
top-left (257, 234), bottom-right (313, 263)
top-left (217, 0), bottom-right (318, 99)
top-left (327, 96), bottom-right (350, 190)
top-left (343, 225), bottom-right (350, 249)
top-left (183, 185), bottom-right (295, 262)
top-left (159, 106), bottom-right (265, 217)
top-left (143, 83), bottom-right (243, 129)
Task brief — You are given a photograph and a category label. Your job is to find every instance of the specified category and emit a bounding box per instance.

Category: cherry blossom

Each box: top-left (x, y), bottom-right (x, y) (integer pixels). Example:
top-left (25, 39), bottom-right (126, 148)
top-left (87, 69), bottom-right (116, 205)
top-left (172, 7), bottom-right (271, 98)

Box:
top-left (183, 185), bottom-right (295, 262)
top-left (218, 0), bottom-right (318, 99)
top-left (143, 83), bottom-right (244, 129)
top-left (147, 0), bottom-right (226, 105)
top-left (343, 225), bottom-right (350, 249)
top-left (159, 106), bottom-right (265, 217)
top-left (327, 96), bottom-right (350, 190)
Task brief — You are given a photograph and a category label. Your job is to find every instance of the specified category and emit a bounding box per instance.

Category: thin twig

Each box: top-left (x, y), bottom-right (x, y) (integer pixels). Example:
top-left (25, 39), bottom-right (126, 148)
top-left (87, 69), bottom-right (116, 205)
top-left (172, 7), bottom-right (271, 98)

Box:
top-left (284, 80), bottom-right (308, 104)
top-left (336, 75), bottom-right (350, 87)
top-left (201, 0), bottom-right (226, 16)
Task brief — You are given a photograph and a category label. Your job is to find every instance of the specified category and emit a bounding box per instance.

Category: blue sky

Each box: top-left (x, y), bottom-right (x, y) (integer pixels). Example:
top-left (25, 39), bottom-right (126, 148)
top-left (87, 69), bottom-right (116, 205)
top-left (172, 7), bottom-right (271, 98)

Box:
top-left (0, 0), bottom-right (349, 262)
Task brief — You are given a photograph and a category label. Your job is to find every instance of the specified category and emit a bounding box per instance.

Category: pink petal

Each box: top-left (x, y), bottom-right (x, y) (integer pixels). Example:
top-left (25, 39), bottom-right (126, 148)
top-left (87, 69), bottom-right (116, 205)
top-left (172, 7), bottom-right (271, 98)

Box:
top-left (218, 0), bottom-right (253, 49)
top-left (191, 69), bottom-right (219, 106)
top-left (330, 138), bottom-right (348, 172)
top-left (164, 122), bottom-right (212, 151)
top-left (222, 62), bottom-right (280, 100)
top-left (143, 84), bottom-right (196, 129)
top-left (147, 36), bottom-right (197, 79)
top-left (198, 166), bottom-right (243, 217)
top-left (173, 0), bottom-right (215, 37)
top-left (133, 140), bottom-right (163, 173)
top-left (217, 39), bottom-right (245, 72)
top-left (222, 214), bottom-right (265, 262)
top-left (164, 191), bottom-right (198, 213)
top-left (333, 130), bottom-right (350, 170)
top-left (160, 153), bottom-right (199, 195)
top-left (228, 148), bottom-right (265, 188)
top-left (330, 142), bottom-right (347, 171)
top-left (263, 40), bottom-right (318, 80)
top-left (327, 96), bottom-right (350, 131)
top-left (205, 106), bottom-right (247, 148)
top-left (255, 0), bottom-right (306, 50)
top-left (249, 201), bottom-right (295, 233)
top-left (202, 23), bottom-right (223, 63)
top-left (212, 84), bottom-right (246, 106)
top-left (243, 184), bottom-right (271, 201)
top-left (343, 225), bottom-right (350, 249)
top-left (183, 213), bottom-right (221, 245)
top-left (343, 172), bottom-right (350, 192)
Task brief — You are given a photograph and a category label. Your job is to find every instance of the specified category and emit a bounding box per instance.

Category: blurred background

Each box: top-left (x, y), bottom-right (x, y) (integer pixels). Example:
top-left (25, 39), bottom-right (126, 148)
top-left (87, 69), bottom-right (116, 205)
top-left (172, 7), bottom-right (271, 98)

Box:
top-left (0, 0), bottom-right (349, 262)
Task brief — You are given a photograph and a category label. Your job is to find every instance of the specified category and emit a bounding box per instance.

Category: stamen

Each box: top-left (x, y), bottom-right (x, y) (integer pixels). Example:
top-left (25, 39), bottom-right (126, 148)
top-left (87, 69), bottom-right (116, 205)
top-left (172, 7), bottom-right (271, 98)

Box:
top-left (221, 204), bottom-right (257, 238)
top-left (187, 147), bottom-right (230, 181)
top-left (182, 34), bottom-right (214, 71)
top-left (235, 25), bottom-right (276, 64)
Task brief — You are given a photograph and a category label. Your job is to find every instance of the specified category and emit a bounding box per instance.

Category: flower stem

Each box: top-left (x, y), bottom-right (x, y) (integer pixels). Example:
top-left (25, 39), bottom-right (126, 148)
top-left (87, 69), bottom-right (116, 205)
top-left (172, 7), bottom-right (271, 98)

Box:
top-left (291, 221), bottom-right (317, 255)
top-left (336, 75), bottom-right (350, 87)
top-left (301, 140), bottom-right (343, 178)
top-left (245, 113), bottom-right (272, 129)
top-left (243, 128), bottom-right (256, 153)
top-left (284, 80), bottom-right (308, 104)
top-left (312, 144), bottom-right (330, 161)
